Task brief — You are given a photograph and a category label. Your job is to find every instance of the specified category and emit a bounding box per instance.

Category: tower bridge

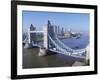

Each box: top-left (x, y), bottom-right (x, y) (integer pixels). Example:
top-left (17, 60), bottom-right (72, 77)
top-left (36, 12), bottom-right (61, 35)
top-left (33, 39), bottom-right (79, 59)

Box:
top-left (24, 20), bottom-right (88, 59)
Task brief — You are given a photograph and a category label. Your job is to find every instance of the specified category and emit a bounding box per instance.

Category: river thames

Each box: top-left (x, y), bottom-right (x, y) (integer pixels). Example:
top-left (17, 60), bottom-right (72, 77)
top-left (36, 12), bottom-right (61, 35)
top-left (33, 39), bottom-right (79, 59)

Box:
top-left (62, 32), bottom-right (89, 49)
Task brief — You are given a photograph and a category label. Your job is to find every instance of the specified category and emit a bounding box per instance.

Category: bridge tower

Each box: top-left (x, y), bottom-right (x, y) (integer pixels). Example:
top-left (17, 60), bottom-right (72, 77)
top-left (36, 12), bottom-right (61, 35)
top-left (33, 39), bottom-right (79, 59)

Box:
top-left (28, 24), bottom-right (36, 44)
top-left (43, 20), bottom-right (55, 49)
top-left (43, 26), bottom-right (48, 49)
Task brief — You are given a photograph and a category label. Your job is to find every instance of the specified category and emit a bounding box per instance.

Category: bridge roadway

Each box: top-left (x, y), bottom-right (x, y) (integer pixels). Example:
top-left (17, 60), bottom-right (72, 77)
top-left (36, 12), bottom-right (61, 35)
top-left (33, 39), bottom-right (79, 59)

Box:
top-left (48, 34), bottom-right (86, 59)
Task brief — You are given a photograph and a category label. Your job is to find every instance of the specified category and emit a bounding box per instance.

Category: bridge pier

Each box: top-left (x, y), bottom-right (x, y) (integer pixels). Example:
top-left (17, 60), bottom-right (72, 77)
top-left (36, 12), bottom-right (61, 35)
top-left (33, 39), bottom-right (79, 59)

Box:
top-left (38, 48), bottom-right (47, 56)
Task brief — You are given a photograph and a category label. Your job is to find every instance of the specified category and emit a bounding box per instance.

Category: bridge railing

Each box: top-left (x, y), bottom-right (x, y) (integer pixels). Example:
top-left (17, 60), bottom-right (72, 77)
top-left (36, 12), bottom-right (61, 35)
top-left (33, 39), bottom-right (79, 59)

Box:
top-left (48, 34), bottom-right (86, 59)
top-left (48, 34), bottom-right (85, 58)
top-left (55, 33), bottom-right (86, 53)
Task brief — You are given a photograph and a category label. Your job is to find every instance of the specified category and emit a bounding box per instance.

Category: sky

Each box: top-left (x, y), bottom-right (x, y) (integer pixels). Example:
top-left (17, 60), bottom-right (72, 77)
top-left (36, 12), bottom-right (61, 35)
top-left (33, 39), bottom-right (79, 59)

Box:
top-left (22, 11), bottom-right (90, 33)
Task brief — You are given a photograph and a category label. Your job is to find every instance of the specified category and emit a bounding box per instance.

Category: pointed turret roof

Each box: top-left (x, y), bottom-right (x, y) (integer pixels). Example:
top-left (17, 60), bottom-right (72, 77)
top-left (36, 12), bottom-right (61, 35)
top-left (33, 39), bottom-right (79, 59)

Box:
top-left (30, 24), bottom-right (35, 31)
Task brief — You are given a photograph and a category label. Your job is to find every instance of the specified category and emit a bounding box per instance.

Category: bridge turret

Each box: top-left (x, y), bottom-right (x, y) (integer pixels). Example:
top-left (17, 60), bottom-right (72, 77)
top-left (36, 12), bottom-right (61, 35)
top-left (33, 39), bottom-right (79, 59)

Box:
top-left (28, 24), bottom-right (37, 44)
top-left (30, 24), bottom-right (36, 31)
top-left (47, 20), bottom-right (51, 28)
